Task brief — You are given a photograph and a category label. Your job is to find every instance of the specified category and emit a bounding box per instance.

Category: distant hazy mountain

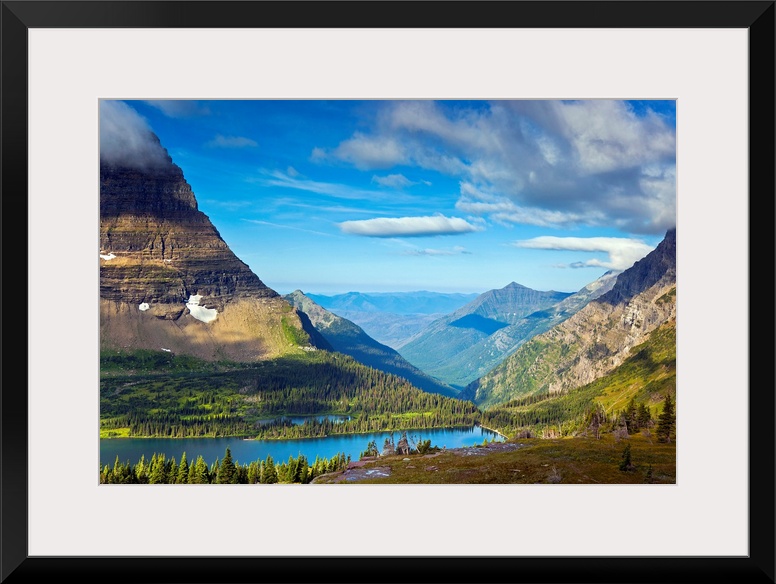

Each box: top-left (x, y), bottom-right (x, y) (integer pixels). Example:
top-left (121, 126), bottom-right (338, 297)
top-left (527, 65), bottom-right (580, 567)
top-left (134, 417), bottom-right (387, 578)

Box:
top-left (398, 283), bottom-right (573, 387)
top-left (421, 271), bottom-right (621, 388)
top-left (318, 311), bottom-right (442, 350)
top-left (307, 291), bottom-right (480, 315)
top-left (284, 291), bottom-right (459, 398)
top-left (308, 291), bottom-right (480, 349)
top-left (464, 229), bottom-right (676, 408)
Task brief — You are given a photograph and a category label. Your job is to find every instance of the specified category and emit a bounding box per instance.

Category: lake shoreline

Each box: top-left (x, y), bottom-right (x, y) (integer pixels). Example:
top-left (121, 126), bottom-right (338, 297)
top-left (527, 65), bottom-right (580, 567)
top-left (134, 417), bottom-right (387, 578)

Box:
top-left (475, 423), bottom-right (509, 440)
top-left (242, 423), bottom-right (482, 442)
top-left (100, 426), bottom-right (504, 467)
top-left (103, 423), bottom-right (493, 442)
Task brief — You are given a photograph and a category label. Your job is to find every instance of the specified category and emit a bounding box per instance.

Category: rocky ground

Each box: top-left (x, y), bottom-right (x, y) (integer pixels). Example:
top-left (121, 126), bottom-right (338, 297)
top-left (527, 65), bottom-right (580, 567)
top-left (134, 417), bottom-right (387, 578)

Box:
top-left (309, 434), bottom-right (675, 485)
top-left (310, 442), bottom-right (529, 484)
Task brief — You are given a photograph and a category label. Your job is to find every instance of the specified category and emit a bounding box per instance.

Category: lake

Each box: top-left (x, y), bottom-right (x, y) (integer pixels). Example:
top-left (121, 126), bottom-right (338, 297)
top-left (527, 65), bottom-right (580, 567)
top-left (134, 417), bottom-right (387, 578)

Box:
top-left (100, 425), bottom-right (504, 467)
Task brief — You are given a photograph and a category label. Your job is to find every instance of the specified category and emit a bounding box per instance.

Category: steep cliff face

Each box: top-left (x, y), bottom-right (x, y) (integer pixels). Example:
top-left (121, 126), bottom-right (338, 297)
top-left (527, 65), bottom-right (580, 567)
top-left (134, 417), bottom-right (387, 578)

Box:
top-left (466, 229), bottom-right (676, 408)
top-left (100, 147), bottom-right (277, 318)
top-left (99, 130), bottom-right (318, 361)
top-left (598, 228), bottom-right (676, 306)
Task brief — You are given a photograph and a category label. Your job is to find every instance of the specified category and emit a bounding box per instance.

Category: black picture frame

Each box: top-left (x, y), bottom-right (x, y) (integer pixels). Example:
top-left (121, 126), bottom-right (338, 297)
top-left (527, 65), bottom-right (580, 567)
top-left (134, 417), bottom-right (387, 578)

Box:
top-left (2, 2), bottom-right (773, 583)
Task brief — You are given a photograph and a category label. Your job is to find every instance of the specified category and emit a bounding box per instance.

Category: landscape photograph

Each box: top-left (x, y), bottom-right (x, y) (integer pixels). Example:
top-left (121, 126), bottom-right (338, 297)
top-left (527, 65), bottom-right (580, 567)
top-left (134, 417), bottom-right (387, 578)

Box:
top-left (99, 98), bottom-right (677, 485)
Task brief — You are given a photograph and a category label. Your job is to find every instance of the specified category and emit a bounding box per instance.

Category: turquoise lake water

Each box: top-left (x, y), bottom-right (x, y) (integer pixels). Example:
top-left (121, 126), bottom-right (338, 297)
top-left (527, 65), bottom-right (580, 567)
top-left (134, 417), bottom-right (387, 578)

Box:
top-left (100, 425), bottom-right (503, 467)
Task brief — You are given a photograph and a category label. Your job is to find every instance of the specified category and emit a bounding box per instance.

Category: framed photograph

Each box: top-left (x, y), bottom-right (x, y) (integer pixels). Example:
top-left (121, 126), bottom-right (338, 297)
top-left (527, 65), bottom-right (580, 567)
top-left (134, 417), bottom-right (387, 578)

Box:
top-left (4, 1), bottom-right (773, 582)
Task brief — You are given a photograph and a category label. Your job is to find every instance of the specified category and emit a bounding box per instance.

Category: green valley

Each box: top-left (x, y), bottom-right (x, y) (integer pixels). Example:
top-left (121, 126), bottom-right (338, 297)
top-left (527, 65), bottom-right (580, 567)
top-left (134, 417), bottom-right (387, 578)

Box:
top-left (100, 349), bottom-right (480, 440)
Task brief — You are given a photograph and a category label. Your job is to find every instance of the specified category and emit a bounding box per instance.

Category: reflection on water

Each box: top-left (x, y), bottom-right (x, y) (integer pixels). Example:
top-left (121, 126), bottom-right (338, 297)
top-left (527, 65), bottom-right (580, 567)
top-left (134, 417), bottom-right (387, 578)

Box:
top-left (255, 414), bottom-right (351, 426)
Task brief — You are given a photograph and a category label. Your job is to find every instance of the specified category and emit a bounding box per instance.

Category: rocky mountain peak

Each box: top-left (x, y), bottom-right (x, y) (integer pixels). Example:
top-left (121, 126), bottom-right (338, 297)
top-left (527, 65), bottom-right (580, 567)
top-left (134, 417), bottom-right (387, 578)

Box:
top-left (97, 120), bottom-right (325, 362)
top-left (598, 228), bottom-right (676, 306)
top-left (100, 140), bottom-right (277, 320)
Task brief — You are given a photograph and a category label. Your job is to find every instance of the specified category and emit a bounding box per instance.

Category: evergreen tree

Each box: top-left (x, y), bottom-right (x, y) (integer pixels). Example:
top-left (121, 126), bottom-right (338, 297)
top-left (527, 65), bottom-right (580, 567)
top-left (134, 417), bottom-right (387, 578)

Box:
top-left (298, 455), bottom-right (309, 484)
top-left (149, 453), bottom-right (167, 484)
top-left (263, 455), bottom-right (278, 484)
top-left (656, 394), bottom-right (676, 443)
top-left (217, 448), bottom-right (237, 484)
top-left (247, 461), bottom-right (260, 484)
top-left (587, 404), bottom-right (607, 439)
top-left (111, 456), bottom-right (133, 484)
top-left (191, 455), bottom-right (210, 484)
top-left (187, 458), bottom-right (197, 484)
top-left (287, 455), bottom-right (300, 483)
top-left (177, 452), bottom-right (189, 484)
top-left (135, 455), bottom-right (149, 484)
top-left (361, 440), bottom-right (379, 459)
top-left (168, 458), bottom-right (179, 484)
top-left (311, 456), bottom-right (324, 479)
top-left (619, 443), bottom-right (634, 472)
top-left (625, 398), bottom-right (638, 431)
top-left (637, 404), bottom-right (652, 428)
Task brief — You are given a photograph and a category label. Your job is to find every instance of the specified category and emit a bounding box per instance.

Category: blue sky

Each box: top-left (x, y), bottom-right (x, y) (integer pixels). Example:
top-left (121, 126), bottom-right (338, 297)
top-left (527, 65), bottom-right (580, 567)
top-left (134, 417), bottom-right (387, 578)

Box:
top-left (100, 99), bottom-right (676, 295)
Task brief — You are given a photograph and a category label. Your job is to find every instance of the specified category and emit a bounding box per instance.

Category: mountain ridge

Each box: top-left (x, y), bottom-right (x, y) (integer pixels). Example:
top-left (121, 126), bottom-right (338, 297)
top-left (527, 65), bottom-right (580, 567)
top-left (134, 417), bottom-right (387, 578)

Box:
top-left (419, 270), bottom-right (621, 388)
top-left (464, 228), bottom-right (677, 408)
top-left (284, 290), bottom-right (459, 398)
top-left (307, 291), bottom-right (480, 315)
top-left (398, 282), bottom-right (574, 386)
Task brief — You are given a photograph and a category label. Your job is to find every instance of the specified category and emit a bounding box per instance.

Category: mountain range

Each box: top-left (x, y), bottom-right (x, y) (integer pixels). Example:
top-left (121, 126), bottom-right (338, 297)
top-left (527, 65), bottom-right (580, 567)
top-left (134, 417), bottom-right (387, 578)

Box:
top-left (307, 291), bottom-right (480, 315)
top-left (463, 228), bottom-right (677, 408)
top-left (411, 271), bottom-right (621, 388)
top-left (397, 283), bottom-right (574, 387)
top-left (308, 291), bottom-right (479, 349)
top-left (284, 291), bottom-right (458, 397)
top-left (99, 123), bottom-right (676, 420)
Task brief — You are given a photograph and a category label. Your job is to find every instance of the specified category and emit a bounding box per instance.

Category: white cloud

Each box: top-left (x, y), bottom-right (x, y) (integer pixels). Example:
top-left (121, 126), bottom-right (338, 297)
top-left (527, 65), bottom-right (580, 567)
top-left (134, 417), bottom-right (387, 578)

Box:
top-left (99, 100), bottom-right (169, 169)
top-left (330, 133), bottom-right (408, 170)
top-left (310, 147), bottom-right (327, 162)
top-left (339, 215), bottom-right (481, 238)
top-left (252, 169), bottom-right (395, 201)
top-left (547, 100), bottom-right (675, 174)
top-left (514, 236), bottom-right (655, 270)
top-left (206, 134), bottom-right (258, 148)
top-left (455, 187), bottom-right (600, 228)
top-left (402, 246), bottom-right (472, 256)
top-left (371, 174), bottom-right (417, 189)
top-left (144, 100), bottom-right (210, 118)
top-left (325, 100), bottom-right (676, 235)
